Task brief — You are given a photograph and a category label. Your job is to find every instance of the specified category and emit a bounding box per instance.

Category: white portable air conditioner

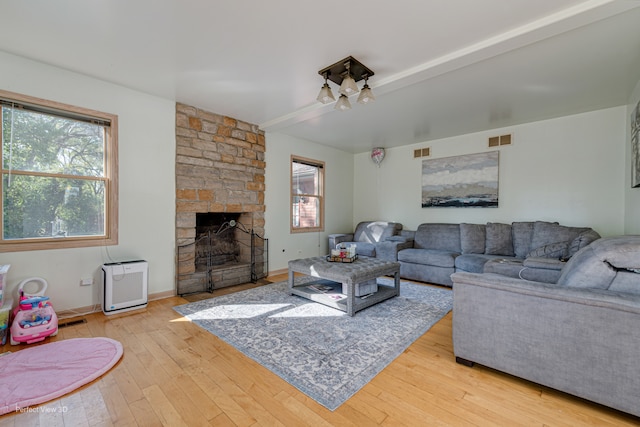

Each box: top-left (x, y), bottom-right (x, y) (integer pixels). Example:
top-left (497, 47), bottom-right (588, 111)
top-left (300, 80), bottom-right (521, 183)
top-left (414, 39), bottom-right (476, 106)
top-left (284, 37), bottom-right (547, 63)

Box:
top-left (102, 260), bottom-right (148, 315)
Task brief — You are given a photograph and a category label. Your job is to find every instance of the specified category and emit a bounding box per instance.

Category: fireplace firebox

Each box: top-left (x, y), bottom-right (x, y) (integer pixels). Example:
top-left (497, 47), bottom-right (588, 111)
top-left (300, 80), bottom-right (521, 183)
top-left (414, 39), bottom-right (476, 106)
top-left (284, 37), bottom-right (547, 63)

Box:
top-left (195, 213), bottom-right (243, 271)
top-left (177, 212), bottom-right (268, 295)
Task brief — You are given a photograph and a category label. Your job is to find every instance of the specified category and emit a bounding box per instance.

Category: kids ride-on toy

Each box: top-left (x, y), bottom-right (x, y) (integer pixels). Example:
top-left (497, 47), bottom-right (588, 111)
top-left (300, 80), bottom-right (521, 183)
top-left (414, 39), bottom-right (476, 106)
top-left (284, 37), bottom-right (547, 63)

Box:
top-left (10, 277), bottom-right (58, 345)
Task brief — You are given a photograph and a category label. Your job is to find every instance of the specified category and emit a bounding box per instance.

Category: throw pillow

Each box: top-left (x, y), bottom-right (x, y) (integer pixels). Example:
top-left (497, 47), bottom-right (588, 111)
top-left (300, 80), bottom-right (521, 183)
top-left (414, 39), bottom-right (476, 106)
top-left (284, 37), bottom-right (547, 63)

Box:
top-left (485, 222), bottom-right (514, 256)
top-left (526, 242), bottom-right (569, 260)
top-left (568, 229), bottom-right (601, 257)
top-left (460, 223), bottom-right (485, 254)
top-left (530, 221), bottom-right (574, 252)
top-left (354, 221), bottom-right (400, 243)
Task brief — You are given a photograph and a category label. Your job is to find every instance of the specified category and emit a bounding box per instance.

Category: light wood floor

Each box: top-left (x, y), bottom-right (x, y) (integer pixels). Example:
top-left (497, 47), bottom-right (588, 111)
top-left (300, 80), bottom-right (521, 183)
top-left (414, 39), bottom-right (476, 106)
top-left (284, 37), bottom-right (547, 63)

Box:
top-left (1, 274), bottom-right (638, 426)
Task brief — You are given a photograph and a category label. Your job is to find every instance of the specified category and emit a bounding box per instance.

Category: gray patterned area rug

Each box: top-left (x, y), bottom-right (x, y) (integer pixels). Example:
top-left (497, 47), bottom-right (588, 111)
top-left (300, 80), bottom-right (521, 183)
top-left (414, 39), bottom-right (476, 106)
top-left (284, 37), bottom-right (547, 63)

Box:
top-left (173, 277), bottom-right (453, 411)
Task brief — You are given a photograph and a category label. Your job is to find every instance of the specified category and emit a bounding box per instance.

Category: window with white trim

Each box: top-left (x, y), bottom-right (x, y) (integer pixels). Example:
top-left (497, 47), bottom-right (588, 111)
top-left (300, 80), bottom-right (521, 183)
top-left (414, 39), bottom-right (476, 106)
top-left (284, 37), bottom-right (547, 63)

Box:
top-left (0, 90), bottom-right (118, 252)
top-left (291, 155), bottom-right (324, 233)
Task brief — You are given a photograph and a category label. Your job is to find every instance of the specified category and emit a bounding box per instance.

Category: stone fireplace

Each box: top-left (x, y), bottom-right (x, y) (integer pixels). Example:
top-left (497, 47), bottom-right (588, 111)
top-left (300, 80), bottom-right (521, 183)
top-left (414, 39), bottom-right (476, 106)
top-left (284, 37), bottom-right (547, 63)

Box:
top-left (175, 103), bottom-right (266, 295)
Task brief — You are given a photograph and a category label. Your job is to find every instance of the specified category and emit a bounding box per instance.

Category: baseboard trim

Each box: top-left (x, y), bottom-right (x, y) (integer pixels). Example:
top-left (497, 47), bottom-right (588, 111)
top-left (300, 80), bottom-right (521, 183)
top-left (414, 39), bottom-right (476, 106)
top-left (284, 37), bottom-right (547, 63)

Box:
top-left (268, 268), bottom-right (288, 277)
top-left (57, 289), bottom-right (177, 319)
top-left (57, 305), bottom-right (102, 319)
top-left (149, 290), bottom-right (176, 301)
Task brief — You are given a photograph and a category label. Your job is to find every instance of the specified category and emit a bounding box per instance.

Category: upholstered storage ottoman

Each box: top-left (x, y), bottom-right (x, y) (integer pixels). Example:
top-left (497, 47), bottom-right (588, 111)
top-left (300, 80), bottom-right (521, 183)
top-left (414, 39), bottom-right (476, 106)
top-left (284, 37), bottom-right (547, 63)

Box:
top-left (288, 256), bottom-right (400, 316)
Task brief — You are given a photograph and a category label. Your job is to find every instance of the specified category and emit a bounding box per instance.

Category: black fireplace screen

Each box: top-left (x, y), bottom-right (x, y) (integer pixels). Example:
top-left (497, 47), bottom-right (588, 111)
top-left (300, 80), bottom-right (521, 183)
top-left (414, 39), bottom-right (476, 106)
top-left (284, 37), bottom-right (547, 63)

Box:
top-left (177, 215), bottom-right (268, 295)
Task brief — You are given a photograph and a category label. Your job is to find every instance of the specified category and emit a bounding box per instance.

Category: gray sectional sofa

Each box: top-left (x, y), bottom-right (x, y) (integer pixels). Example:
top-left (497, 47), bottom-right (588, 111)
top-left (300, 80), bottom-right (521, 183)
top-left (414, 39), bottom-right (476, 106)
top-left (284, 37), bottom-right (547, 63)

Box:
top-left (452, 235), bottom-right (640, 418)
top-left (329, 220), bottom-right (601, 286)
top-left (397, 221), bottom-right (600, 286)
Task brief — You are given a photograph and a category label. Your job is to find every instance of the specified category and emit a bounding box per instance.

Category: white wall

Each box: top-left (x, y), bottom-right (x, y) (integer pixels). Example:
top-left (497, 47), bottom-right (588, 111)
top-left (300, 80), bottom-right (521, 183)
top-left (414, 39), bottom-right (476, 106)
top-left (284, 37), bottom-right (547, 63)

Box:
top-left (264, 133), bottom-right (354, 272)
top-left (625, 78), bottom-right (640, 234)
top-left (354, 107), bottom-right (627, 237)
top-left (0, 51), bottom-right (176, 311)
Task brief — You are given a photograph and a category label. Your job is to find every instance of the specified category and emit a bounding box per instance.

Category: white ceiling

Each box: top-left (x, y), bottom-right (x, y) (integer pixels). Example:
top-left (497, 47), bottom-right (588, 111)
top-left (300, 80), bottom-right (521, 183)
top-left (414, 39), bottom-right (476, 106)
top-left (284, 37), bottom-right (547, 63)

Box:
top-left (2, 0), bottom-right (640, 153)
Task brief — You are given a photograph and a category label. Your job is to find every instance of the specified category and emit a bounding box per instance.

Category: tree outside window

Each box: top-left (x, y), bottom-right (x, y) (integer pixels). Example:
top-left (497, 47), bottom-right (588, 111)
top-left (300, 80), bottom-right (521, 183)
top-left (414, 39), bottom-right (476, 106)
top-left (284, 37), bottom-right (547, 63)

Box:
top-left (0, 90), bottom-right (118, 252)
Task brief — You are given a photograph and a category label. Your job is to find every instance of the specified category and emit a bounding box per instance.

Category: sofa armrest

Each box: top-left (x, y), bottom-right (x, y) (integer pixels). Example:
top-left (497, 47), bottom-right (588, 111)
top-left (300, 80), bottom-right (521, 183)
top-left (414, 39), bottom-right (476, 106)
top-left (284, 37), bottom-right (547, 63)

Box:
top-left (451, 271), bottom-right (640, 417)
top-left (376, 239), bottom-right (414, 261)
top-left (328, 233), bottom-right (354, 249)
top-left (400, 230), bottom-right (415, 240)
top-left (452, 272), bottom-right (640, 311)
top-left (385, 235), bottom-right (413, 243)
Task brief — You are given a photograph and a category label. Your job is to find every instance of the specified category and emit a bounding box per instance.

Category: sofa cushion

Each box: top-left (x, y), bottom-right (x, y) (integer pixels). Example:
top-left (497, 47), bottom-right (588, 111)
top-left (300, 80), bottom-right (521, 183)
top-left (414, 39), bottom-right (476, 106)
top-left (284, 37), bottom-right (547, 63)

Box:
top-left (519, 258), bottom-right (566, 283)
top-left (485, 223), bottom-right (514, 256)
top-left (460, 223), bottom-right (485, 254)
top-left (521, 267), bottom-right (563, 284)
top-left (455, 254), bottom-right (504, 273)
top-left (608, 270), bottom-right (640, 295)
top-left (522, 257), bottom-right (566, 270)
top-left (482, 258), bottom-right (524, 278)
top-left (397, 248), bottom-right (457, 268)
top-left (414, 223), bottom-right (461, 252)
top-left (353, 242), bottom-right (376, 257)
top-left (511, 222), bottom-right (535, 258)
top-left (353, 221), bottom-right (401, 243)
top-left (483, 257), bottom-right (564, 283)
top-left (526, 242), bottom-right (569, 260)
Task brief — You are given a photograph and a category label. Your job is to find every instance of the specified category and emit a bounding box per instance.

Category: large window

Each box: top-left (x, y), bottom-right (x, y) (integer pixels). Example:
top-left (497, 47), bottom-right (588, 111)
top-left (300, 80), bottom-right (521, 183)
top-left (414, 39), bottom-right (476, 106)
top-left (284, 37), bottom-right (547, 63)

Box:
top-left (291, 155), bottom-right (324, 233)
top-left (0, 90), bottom-right (118, 252)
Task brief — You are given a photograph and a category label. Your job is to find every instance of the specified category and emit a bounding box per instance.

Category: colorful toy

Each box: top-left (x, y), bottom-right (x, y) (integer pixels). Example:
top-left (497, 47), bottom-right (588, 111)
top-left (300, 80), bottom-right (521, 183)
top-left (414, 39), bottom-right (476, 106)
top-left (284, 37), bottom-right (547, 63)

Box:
top-left (10, 277), bottom-right (58, 345)
top-left (0, 298), bottom-right (10, 346)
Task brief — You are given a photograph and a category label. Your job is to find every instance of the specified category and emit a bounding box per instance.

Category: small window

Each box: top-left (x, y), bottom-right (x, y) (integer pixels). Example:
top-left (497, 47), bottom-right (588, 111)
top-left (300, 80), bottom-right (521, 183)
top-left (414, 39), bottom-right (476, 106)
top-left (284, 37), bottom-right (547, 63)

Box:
top-left (0, 90), bottom-right (118, 252)
top-left (291, 155), bottom-right (324, 233)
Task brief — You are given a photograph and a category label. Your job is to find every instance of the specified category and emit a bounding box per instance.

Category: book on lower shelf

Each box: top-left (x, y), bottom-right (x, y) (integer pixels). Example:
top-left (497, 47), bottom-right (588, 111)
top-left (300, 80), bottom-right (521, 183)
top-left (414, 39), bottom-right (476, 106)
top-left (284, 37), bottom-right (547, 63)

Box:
top-left (307, 284), bottom-right (334, 293)
top-left (306, 284), bottom-right (347, 300)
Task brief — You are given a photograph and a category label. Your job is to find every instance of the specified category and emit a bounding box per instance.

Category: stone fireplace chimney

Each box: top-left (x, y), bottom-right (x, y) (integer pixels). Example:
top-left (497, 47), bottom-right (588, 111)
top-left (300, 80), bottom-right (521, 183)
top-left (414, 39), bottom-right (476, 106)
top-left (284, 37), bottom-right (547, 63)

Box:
top-left (175, 103), bottom-right (266, 295)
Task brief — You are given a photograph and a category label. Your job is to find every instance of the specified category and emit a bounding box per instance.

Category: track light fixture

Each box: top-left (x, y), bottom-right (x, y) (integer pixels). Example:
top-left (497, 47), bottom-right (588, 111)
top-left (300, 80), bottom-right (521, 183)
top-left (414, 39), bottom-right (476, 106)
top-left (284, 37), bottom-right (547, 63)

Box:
top-left (316, 56), bottom-right (375, 111)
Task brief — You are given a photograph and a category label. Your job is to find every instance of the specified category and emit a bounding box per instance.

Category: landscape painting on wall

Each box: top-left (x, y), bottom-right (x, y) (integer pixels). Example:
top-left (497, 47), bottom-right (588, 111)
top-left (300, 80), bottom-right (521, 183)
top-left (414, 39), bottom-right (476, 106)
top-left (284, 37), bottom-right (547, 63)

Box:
top-left (632, 100), bottom-right (640, 188)
top-left (422, 151), bottom-right (499, 208)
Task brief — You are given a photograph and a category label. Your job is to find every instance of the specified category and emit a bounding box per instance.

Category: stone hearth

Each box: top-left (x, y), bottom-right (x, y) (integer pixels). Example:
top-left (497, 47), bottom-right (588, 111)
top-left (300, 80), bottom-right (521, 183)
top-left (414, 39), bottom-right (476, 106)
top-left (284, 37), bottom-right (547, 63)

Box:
top-left (175, 103), bottom-right (266, 295)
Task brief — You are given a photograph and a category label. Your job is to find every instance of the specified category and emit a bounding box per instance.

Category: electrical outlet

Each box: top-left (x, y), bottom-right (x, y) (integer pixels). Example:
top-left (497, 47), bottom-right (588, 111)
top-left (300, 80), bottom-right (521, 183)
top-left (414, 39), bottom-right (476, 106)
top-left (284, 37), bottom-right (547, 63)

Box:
top-left (80, 277), bottom-right (93, 286)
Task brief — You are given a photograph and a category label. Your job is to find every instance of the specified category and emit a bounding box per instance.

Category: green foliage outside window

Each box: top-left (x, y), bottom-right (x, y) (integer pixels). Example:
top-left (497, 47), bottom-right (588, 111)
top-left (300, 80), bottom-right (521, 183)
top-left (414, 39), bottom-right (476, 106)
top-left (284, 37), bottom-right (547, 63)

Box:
top-left (2, 106), bottom-right (107, 240)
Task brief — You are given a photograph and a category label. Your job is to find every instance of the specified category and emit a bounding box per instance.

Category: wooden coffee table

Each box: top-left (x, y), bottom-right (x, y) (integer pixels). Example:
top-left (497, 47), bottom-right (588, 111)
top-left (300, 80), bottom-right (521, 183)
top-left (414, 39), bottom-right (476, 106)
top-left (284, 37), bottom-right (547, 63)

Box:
top-left (288, 256), bottom-right (400, 316)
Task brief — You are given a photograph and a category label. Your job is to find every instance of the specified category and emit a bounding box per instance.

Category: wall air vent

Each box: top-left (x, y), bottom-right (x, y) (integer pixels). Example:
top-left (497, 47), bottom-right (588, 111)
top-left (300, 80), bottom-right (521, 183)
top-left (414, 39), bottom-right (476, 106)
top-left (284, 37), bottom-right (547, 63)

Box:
top-left (413, 147), bottom-right (431, 158)
top-left (488, 134), bottom-right (512, 147)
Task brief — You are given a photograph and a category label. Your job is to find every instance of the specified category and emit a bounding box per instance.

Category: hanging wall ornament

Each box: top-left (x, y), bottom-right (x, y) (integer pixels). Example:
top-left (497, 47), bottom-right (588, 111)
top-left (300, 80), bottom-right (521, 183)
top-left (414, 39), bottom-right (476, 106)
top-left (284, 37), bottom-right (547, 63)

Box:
top-left (371, 147), bottom-right (385, 167)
